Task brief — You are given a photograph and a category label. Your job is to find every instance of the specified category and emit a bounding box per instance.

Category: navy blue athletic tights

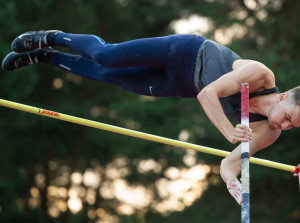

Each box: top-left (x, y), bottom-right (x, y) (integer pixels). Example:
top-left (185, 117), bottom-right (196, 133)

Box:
top-left (50, 33), bottom-right (206, 98)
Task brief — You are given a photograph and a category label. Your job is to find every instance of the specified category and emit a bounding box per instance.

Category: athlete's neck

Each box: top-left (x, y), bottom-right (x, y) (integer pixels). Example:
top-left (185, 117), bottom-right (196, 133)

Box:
top-left (249, 93), bottom-right (279, 116)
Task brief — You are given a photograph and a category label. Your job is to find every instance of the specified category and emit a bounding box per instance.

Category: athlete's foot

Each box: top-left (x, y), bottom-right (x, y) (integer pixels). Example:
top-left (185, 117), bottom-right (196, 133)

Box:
top-left (220, 157), bottom-right (242, 205)
top-left (2, 47), bottom-right (55, 71)
top-left (11, 30), bottom-right (62, 53)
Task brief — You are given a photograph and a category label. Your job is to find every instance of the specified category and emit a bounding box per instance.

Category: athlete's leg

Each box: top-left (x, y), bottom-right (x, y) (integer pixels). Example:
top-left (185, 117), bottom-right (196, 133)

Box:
top-left (50, 52), bottom-right (175, 97)
top-left (54, 33), bottom-right (174, 68)
top-left (11, 31), bottom-right (174, 68)
top-left (2, 49), bottom-right (176, 97)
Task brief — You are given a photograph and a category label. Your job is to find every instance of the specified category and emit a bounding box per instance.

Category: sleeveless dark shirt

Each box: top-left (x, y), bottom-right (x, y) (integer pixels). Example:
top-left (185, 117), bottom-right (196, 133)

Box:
top-left (194, 40), bottom-right (241, 92)
top-left (195, 39), bottom-right (279, 123)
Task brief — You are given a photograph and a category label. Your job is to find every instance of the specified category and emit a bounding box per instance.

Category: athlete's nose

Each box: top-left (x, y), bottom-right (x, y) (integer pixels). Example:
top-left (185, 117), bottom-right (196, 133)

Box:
top-left (281, 122), bottom-right (292, 130)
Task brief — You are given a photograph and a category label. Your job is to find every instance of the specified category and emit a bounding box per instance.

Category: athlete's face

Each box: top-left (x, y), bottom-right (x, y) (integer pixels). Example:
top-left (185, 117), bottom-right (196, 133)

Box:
top-left (268, 94), bottom-right (300, 130)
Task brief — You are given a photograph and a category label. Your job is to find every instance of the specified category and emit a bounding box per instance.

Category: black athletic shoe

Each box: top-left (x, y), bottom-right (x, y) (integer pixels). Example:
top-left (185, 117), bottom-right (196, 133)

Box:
top-left (2, 47), bottom-right (55, 71)
top-left (11, 30), bottom-right (62, 53)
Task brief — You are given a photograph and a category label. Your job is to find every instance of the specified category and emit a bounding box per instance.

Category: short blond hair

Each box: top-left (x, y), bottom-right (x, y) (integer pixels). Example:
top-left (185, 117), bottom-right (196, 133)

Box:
top-left (287, 86), bottom-right (300, 105)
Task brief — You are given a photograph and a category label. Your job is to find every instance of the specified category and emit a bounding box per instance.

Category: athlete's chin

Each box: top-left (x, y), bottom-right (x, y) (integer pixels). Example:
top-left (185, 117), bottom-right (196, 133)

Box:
top-left (269, 123), bottom-right (280, 130)
top-left (268, 118), bottom-right (277, 130)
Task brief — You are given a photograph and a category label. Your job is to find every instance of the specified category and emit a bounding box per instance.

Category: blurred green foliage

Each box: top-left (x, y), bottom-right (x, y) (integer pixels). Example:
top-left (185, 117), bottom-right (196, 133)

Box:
top-left (0, 0), bottom-right (299, 222)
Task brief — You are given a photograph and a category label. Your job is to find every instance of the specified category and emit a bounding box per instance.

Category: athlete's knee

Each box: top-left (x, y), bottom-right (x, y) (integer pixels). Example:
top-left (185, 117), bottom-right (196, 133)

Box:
top-left (93, 50), bottom-right (121, 67)
top-left (81, 61), bottom-right (108, 81)
top-left (89, 35), bottom-right (107, 46)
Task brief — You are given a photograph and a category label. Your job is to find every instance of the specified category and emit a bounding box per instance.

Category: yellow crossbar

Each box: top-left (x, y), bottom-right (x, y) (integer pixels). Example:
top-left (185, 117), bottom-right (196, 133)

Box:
top-left (0, 98), bottom-right (296, 172)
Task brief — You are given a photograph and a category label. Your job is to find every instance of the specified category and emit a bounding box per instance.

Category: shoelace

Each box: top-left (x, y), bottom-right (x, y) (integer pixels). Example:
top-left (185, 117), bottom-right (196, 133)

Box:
top-left (13, 53), bottom-right (38, 70)
top-left (24, 39), bottom-right (33, 49)
top-left (23, 34), bottom-right (46, 50)
top-left (27, 53), bottom-right (34, 65)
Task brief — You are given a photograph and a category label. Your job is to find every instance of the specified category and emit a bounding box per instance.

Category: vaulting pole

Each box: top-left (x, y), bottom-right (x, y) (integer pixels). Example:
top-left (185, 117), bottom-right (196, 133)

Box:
top-left (241, 83), bottom-right (250, 223)
top-left (0, 98), bottom-right (296, 173)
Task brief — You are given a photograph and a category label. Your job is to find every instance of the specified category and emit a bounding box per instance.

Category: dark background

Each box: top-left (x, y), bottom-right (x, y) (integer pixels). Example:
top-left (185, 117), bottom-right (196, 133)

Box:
top-left (0, 0), bottom-right (299, 222)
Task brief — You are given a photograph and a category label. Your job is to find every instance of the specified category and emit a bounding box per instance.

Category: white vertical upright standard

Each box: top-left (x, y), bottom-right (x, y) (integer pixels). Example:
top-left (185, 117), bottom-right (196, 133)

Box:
top-left (241, 83), bottom-right (250, 223)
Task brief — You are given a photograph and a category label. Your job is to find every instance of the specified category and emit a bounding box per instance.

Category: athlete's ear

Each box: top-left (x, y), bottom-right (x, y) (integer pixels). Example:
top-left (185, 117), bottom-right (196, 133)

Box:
top-left (278, 93), bottom-right (288, 102)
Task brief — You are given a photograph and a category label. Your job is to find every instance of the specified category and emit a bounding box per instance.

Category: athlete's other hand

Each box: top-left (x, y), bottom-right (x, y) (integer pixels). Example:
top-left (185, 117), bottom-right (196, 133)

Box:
top-left (227, 179), bottom-right (242, 205)
top-left (228, 124), bottom-right (252, 144)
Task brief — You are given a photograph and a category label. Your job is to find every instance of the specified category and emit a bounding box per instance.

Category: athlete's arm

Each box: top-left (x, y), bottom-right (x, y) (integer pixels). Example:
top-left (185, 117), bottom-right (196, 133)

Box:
top-left (220, 120), bottom-right (281, 183)
top-left (197, 60), bottom-right (275, 143)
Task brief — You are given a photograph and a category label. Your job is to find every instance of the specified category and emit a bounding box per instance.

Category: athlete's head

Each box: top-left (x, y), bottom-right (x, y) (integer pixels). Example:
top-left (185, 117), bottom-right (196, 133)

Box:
top-left (268, 86), bottom-right (300, 130)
